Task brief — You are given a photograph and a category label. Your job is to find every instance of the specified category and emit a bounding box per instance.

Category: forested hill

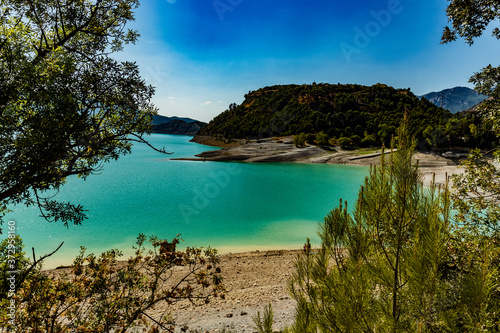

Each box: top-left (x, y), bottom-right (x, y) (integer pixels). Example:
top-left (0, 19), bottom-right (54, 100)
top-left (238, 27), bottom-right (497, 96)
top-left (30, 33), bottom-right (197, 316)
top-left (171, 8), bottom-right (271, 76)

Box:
top-left (198, 83), bottom-right (450, 143)
top-left (152, 115), bottom-right (206, 135)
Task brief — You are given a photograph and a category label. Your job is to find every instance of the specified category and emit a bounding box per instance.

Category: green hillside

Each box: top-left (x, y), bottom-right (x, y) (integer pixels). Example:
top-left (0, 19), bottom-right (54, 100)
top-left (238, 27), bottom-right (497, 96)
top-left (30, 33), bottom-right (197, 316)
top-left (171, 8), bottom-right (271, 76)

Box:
top-left (200, 83), bottom-right (451, 145)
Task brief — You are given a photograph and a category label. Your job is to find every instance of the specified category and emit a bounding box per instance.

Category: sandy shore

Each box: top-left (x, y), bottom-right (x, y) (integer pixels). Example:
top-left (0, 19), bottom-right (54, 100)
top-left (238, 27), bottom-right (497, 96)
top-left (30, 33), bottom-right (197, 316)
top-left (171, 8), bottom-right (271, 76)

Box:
top-left (164, 249), bottom-right (300, 332)
top-left (46, 249), bottom-right (301, 333)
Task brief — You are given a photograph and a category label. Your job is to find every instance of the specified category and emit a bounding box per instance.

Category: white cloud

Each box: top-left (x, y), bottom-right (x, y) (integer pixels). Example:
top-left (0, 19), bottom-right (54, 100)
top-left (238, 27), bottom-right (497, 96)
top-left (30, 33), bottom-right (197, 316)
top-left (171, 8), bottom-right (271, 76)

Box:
top-left (201, 101), bottom-right (212, 105)
top-left (217, 100), bottom-right (223, 104)
top-left (168, 96), bottom-right (176, 99)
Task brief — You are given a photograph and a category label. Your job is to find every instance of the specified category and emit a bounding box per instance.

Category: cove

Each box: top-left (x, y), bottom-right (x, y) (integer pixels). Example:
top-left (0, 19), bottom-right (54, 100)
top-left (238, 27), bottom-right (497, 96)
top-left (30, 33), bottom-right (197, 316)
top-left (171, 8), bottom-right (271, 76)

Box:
top-left (5, 134), bottom-right (369, 269)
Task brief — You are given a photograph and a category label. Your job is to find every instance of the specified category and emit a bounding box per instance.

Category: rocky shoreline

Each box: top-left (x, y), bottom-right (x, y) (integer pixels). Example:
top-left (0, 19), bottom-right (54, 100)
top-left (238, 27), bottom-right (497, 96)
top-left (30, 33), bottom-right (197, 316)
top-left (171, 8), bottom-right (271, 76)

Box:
top-left (178, 136), bottom-right (328, 163)
top-left (176, 135), bottom-right (462, 187)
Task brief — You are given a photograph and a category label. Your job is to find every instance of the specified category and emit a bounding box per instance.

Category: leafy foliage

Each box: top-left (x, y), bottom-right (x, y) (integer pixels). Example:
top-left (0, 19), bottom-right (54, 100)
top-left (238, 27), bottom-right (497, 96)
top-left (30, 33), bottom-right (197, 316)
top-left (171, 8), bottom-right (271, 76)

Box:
top-left (439, 5), bottom-right (500, 330)
top-left (441, 0), bottom-right (500, 45)
top-left (452, 149), bottom-right (500, 238)
top-left (448, 150), bottom-right (500, 332)
top-left (337, 136), bottom-right (353, 150)
top-left (293, 133), bottom-right (306, 148)
top-left (0, 235), bottom-right (225, 332)
top-left (0, 234), bottom-right (30, 300)
top-left (315, 131), bottom-right (329, 146)
top-left (0, 0), bottom-right (166, 230)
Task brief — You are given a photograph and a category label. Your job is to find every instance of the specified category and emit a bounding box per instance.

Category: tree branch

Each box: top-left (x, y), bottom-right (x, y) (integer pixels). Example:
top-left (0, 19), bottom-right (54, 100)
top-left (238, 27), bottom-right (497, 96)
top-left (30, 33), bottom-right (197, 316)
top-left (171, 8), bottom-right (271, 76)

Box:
top-left (128, 133), bottom-right (173, 155)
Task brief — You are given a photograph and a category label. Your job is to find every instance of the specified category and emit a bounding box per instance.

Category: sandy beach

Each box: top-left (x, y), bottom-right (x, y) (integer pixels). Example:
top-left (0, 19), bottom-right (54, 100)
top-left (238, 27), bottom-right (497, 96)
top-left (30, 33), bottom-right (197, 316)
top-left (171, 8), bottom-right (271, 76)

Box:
top-left (45, 249), bottom-right (301, 333)
top-left (164, 249), bottom-right (300, 332)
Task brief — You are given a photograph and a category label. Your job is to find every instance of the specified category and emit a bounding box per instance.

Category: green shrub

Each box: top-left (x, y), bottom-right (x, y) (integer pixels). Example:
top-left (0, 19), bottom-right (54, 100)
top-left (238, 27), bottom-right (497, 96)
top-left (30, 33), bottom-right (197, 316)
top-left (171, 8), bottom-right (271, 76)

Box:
top-left (293, 133), bottom-right (306, 147)
top-left (316, 131), bottom-right (330, 146)
top-left (361, 132), bottom-right (377, 147)
top-left (252, 304), bottom-right (274, 333)
top-left (0, 235), bottom-right (225, 332)
top-left (305, 133), bottom-right (316, 144)
top-left (338, 136), bottom-right (353, 149)
top-left (349, 134), bottom-right (361, 147)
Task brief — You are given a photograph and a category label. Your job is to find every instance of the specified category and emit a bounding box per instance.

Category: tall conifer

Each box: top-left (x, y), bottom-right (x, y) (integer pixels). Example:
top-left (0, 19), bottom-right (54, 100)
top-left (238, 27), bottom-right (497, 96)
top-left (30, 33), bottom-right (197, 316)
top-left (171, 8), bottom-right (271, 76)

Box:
top-left (290, 114), bottom-right (454, 331)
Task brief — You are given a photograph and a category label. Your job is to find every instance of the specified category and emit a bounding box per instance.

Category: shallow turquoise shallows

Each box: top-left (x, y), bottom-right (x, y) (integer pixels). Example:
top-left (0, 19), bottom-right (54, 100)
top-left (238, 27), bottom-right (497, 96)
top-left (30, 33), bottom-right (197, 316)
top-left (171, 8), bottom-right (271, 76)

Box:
top-left (5, 134), bottom-right (369, 269)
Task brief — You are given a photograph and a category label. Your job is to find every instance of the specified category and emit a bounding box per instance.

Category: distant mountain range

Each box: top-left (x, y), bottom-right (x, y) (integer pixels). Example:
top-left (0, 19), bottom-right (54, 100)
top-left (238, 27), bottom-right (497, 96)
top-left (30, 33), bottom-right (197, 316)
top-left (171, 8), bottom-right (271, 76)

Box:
top-left (418, 87), bottom-right (487, 114)
top-left (152, 115), bottom-right (206, 135)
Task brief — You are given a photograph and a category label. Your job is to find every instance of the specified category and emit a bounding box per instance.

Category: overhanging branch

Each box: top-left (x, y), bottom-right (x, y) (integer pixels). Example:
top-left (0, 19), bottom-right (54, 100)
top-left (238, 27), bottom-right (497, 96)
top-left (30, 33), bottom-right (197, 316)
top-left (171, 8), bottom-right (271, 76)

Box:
top-left (128, 133), bottom-right (173, 155)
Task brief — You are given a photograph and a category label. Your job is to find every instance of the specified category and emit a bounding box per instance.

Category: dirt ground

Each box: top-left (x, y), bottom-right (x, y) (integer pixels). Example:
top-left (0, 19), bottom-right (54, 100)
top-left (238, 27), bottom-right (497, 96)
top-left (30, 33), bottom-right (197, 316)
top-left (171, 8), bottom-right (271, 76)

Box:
top-left (46, 250), bottom-right (302, 333)
top-left (164, 250), bottom-right (301, 333)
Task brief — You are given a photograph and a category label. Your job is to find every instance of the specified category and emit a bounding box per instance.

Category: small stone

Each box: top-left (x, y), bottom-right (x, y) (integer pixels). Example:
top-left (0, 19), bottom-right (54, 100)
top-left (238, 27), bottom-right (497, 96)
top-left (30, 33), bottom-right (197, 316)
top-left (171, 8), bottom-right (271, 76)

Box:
top-left (241, 311), bottom-right (248, 316)
top-left (225, 313), bottom-right (233, 318)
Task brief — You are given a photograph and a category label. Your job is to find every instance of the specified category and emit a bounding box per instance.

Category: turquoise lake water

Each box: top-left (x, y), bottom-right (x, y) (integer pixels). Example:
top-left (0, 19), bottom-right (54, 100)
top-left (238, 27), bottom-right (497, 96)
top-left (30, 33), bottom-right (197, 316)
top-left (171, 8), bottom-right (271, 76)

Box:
top-left (5, 134), bottom-right (369, 269)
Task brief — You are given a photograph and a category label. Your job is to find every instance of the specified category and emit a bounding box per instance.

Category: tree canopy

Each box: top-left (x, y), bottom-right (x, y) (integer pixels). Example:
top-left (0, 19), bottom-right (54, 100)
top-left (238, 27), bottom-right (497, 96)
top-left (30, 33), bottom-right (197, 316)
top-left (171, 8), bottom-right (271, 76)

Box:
top-left (0, 0), bottom-right (164, 230)
top-left (200, 82), bottom-right (498, 150)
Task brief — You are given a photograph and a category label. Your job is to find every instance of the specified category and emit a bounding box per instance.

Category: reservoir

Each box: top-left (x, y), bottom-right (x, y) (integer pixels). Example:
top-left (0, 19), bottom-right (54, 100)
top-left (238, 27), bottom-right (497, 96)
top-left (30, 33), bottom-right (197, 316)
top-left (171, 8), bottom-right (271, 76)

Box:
top-left (5, 134), bottom-right (368, 268)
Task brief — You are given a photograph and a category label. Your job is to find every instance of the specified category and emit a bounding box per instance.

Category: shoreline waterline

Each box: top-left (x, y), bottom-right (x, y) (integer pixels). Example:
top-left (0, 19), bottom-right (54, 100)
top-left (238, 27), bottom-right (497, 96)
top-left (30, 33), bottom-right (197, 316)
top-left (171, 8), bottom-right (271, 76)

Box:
top-left (6, 134), bottom-right (461, 271)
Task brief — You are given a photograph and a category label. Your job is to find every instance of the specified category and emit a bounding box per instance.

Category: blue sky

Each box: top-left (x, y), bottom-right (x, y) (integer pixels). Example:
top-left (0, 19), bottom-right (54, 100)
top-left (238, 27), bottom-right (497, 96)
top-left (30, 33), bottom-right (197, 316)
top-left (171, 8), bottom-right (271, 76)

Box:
top-left (119, 0), bottom-right (500, 122)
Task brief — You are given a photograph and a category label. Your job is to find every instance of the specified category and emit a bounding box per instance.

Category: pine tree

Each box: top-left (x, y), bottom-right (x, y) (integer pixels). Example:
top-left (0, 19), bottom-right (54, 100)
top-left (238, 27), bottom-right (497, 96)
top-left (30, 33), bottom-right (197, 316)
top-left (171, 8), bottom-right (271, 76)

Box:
top-left (289, 114), bottom-right (454, 332)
